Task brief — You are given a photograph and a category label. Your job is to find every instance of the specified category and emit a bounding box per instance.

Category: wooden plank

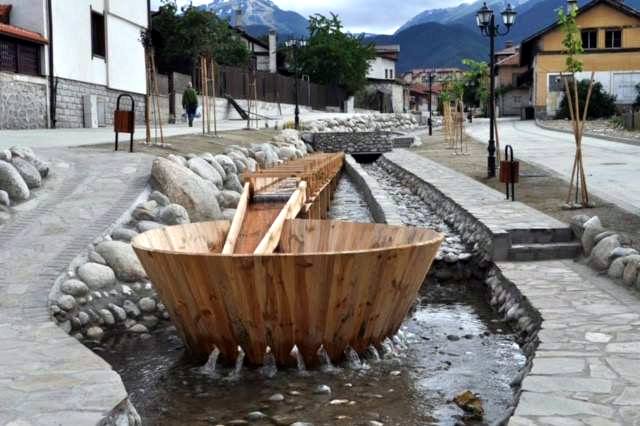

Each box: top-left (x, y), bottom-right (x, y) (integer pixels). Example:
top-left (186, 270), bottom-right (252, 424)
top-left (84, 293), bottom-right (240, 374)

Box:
top-left (254, 181), bottom-right (307, 254)
top-left (222, 183), bottom-right (251, 254)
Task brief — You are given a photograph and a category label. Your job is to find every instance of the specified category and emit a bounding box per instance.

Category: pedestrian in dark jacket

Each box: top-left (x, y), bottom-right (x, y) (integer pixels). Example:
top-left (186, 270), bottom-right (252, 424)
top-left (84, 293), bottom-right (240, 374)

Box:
top-left (182, 82), bottom-right (198, 127)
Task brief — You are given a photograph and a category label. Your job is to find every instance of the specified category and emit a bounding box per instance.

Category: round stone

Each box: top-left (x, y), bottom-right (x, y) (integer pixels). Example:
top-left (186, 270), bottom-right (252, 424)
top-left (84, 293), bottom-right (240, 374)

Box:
top-left (60, 279), bottom-right (89, 297)
top-left (268, 393), bottom-right (285, 402)
top-left (138, 297), bottom-right (157, 313)
top-left (77, 262), bottom-right (116, 290)
top-left (57, 295), bottom-right (76, 311)
top-left (108, 303), bottom-right (127, 322)
top-left (99, 309), bottom-right (116, 326)
top-left (86, 326), bottom-right (104, 340)
top-left (313, 384), bottom-right (331, 395)
top-left (128, 323), bottom-right (149, 334)
top-left (123, 299), bottom-right (141, 318)
top-left (246, 411), bottom-right (267, 421)
top-left (78, 311), bottom-right (90, 326)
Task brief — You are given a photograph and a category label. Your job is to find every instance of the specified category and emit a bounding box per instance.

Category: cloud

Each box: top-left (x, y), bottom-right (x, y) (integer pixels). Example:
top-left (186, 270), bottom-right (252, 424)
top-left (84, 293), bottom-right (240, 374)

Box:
top-left (157, 0), bottom-right (472, 34)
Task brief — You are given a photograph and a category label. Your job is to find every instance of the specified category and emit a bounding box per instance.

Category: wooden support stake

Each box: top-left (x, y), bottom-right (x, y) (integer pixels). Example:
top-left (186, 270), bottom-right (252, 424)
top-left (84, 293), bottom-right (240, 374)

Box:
top-left (254, 181), bottom-right (307, 254)
top-left (222, 183), bottom-right (251, 254)
top-left (211, 58), bottom-right (218, 136)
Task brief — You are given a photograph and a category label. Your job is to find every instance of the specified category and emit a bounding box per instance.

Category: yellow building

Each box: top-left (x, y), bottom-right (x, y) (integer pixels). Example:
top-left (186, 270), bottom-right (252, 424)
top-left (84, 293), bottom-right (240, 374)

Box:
top-left (520, 0), bottom-right (640, 118)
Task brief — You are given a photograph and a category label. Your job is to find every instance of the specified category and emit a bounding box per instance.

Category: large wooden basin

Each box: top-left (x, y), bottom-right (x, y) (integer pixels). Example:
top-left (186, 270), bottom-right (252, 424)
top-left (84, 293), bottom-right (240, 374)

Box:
top-left (132, 219), bottom-right (443, 366)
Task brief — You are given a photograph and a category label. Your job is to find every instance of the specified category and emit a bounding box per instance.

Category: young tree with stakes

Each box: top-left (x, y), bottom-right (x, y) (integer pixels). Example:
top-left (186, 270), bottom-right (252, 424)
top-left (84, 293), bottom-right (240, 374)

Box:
top-left (558, 2), bottom-right (595, 208)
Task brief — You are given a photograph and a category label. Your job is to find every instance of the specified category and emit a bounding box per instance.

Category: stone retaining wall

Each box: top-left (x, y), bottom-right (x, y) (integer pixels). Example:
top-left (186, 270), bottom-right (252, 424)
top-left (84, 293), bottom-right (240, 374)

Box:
top-left (378, 154), bottom-right (497, 260)
top-left (309, 131), bottom-right (394, 154)
top-left (0, 72), bottom-right (48, 129)
top-left (55, 78), bottom-right (146, 129)
top-left (343, 155), bottom-right (403, 226)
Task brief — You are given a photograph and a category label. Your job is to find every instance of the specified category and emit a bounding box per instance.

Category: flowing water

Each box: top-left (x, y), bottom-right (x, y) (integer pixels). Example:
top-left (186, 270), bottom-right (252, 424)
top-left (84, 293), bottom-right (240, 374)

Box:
top-left (94, 174), bottom-right (526, 425)
top-left (96, 282), bottom-right (525, 425)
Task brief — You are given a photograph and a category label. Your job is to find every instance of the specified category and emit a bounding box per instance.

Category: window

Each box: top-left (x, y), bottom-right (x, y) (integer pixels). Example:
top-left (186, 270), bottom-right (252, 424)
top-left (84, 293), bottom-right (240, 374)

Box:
top-left (581, 29), bottom-right (597, 49)
top-left (549, 74), bottom-right (569, 93)
top-left (91, 10), bottom-right (106, 58)
top-left (389, 69), bottom-right (393, 79)
top-left (605, 29), bottom-right (622, 49)
top-left (385, 69), bottom-right (388, 79)
top-left (0, 36), bottom-right (41, 75)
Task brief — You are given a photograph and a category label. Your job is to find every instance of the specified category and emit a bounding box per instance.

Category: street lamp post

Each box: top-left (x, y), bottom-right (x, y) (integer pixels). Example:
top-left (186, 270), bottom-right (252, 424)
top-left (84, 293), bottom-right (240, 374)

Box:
top-left (285, 39), bottom-right (307, 130)
top-left (475, 2), bottom-right (517, 178)
top-left (427, 70), bottom-right (434, 136)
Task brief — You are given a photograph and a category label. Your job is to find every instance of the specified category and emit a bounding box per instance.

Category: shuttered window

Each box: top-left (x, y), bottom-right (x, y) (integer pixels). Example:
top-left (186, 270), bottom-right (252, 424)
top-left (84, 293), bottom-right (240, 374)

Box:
top-left (0, 36), bottom-right (41, 75)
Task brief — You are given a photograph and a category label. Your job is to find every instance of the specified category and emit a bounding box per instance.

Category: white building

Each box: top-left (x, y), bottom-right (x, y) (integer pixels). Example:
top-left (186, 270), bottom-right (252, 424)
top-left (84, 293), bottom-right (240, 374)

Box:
top-left (367, 45), bottom-right (398, 81)
top-left (360, 45), bottom-right (406, 113)
top-left (0, 1), bottom-right (148, 129)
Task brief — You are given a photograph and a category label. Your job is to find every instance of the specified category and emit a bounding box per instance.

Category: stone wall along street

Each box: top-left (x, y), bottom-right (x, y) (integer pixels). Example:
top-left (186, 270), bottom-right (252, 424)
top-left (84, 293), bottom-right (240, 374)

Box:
top-left (0, 72), bottom-right (48, 130)
top-left (54, 78), bottom-right (146, 128)
top-left (309, 131), bottom-right (395, 154)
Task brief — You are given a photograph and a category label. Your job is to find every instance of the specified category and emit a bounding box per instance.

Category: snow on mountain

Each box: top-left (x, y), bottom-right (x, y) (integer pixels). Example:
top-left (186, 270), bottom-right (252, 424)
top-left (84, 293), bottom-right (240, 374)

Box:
top-left (203, 0), bottom-right (308, 37)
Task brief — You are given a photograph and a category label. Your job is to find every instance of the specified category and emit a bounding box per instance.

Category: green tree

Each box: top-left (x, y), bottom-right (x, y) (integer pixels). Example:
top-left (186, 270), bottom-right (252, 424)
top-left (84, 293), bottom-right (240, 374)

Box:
top-left (298, 13), bottom-right (376, 95)
top-left (461, 58), bottom-right (489, 113)
top-left (556, 80), bottom-right (617, 119)
top-left (152, 1), bottom-right (249, 73)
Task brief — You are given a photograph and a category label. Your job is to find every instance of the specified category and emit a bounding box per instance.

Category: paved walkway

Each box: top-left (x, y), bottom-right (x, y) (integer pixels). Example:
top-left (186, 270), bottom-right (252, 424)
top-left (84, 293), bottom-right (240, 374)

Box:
top-left (0, 146), bottom-right (153, 424)
top-left (383, 149), bottom-right (573, 260)
top-left (505, 259), bottom-right (640, 426)
top-left (0, 111), bottom-right (360, 150)
top-left (465, 118), bottom-right (640, 215)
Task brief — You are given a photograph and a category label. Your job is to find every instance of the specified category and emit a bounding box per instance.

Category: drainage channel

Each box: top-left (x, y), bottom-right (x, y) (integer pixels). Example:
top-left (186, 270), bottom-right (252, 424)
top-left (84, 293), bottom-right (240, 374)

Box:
top-left (95, 170), bottom-right (525, 426)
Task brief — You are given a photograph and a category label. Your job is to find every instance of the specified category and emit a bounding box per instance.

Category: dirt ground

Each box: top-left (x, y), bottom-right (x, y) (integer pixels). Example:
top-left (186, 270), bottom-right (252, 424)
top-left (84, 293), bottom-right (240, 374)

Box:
top-left (80, 128), bottom-right (279, 157)
top-left (413, 129), bottom-right (640, 249)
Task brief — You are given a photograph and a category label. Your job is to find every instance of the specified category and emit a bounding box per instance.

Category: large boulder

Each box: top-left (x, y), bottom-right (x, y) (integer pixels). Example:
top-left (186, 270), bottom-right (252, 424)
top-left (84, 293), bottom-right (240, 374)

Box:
top-left (95, 241), bottom-right (147, 283)
top-left (223, 173), bottom-right (244, 193)
top-left (622, 256), bottom-right (640, 286)
top-left (9, 146), bottom-right (36, 161)
top-left (0, 161), bottom-right (29, 201)
top-left (158, 204), bottom-right (190, 225)
top-left (588, 235), bottom-right (620, 271)
top-left (167, 154), bottom-right (187, 167)
top-left (581, 216), bottom-right (604, 256)
top-left (609, 255), bottom-right (635, 279)
top-left (151, 158), bottom-right (222, 222)
top-left (570, 215), bottom-right (591, 239)
top-left (201, 154), bottom-right (226, 179)
top-left (214, 154), bottom-right (238, 176)
top-left (77, 262), bottom-right (117, 289)
top-left (29, 157), bottom-right (49, 178)
top-left (220, 190), bottom-right (241, 209)
top-left (188, 157), bottom-right (223, 188)
top-left (12, 157), bottom-right (42, 189)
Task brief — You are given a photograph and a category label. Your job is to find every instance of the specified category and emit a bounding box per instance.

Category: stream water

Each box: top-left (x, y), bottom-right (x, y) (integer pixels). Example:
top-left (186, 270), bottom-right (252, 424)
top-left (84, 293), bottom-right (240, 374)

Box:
top-left (95, 174), bottom-right (526, 425)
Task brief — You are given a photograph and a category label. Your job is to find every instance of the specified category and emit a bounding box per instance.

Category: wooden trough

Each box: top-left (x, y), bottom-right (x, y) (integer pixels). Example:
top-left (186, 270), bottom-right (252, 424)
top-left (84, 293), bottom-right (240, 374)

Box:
top-left (132, 153), bottom-right (443, 366)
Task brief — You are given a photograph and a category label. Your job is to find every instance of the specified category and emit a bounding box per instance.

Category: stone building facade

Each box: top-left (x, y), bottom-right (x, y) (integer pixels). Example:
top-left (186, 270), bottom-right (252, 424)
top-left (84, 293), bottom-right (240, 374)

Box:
top-left (0, 72), bottom-right (48, 129)
top-left (54, 78), bottom-right (146, 128)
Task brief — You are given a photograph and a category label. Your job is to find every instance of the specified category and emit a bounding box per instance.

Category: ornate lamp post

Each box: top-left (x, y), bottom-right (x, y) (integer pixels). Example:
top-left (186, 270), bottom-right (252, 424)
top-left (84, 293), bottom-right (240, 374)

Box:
top-left (285, 39), bottom-right (307, 130)
top-left (476, 2), bottom-right (517, 178)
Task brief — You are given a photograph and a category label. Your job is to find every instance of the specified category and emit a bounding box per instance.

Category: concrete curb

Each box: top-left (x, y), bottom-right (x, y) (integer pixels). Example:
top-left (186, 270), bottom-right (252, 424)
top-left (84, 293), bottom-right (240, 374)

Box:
top-left (343, 155), bottom-right (404, 226)
top-left (535, 120), bottom-right (640, 147)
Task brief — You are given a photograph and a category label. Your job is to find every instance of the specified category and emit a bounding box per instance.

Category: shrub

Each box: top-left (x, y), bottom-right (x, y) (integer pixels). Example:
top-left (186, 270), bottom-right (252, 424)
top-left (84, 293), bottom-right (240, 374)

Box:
top-left (556, 79), bottom-right (617, 120)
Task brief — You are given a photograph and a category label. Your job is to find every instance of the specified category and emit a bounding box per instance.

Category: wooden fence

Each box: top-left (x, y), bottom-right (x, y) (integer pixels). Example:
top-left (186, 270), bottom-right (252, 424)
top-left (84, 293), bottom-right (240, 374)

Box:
top-left (623, 110), bottom-right (640, 131)
top-left (196, 65), bottom-right (346, 110)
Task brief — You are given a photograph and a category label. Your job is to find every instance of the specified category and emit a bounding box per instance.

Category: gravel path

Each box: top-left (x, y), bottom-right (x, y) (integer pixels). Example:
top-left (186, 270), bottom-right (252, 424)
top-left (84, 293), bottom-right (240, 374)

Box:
top-left (0, 146), bottom-right (153, 424)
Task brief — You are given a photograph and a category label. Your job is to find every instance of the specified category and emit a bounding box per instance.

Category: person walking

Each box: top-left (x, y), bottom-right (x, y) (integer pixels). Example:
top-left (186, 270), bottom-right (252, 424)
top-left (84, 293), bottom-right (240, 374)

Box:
top-left (182, 82), bottom-right (198, 127)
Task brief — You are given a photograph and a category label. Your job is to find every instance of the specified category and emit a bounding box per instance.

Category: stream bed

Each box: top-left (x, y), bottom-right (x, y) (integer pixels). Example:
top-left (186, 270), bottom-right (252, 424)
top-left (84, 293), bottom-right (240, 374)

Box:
top-left (95, 173), bottom-right (526, 425)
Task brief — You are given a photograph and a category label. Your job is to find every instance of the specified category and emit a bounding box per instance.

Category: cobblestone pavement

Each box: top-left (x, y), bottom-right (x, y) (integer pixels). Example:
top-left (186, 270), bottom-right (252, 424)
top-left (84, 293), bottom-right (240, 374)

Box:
top-left (504, 260), bottom-right (640, 426)
top-left (466, 118), bottom-right (640, 215)
top-left (0, 146), bottom-right (153, 424)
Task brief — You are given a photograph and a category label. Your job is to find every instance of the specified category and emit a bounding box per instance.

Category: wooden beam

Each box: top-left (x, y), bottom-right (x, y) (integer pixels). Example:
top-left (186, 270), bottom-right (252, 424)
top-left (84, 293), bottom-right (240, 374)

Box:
top-left (254, 181), bottom-right (307, 254)
top-left (222, 183), bottom-right (251, 254)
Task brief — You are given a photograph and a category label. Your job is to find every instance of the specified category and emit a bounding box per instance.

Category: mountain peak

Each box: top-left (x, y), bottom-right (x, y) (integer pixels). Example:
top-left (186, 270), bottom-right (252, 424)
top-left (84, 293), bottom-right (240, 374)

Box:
top-left (204, 0), bottom-right (308, 37)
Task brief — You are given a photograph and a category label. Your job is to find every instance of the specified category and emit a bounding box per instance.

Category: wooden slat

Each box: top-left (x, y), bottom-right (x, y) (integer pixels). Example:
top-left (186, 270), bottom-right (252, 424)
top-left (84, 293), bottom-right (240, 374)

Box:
top-left (254, 181), bottom-right (307, 254)
top-left (222, 183), bottom-right (251, 254)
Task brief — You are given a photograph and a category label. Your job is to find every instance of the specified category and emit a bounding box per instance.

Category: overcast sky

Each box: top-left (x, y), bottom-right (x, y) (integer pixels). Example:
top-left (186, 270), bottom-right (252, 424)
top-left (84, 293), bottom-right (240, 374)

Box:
top-left (157, 0), bottom-right (474, 34)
